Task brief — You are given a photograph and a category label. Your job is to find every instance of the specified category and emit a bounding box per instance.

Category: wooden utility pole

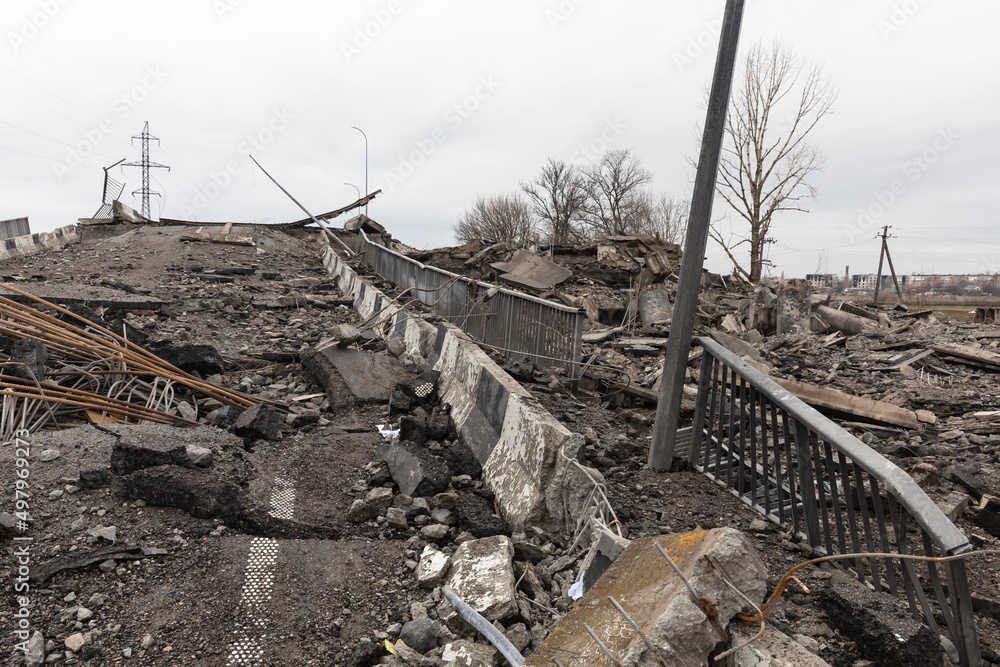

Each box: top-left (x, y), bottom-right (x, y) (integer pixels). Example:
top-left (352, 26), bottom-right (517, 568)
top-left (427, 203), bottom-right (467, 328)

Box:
top-left (872, 225), bottom-right (903, 305)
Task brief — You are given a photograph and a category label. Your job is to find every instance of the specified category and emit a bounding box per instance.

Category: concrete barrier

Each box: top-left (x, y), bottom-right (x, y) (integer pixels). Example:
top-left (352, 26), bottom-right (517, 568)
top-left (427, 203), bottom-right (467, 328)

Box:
top-left (0, 225), bottom-right (79, 262)
top-left (320, 243), bottom-right (601, 532)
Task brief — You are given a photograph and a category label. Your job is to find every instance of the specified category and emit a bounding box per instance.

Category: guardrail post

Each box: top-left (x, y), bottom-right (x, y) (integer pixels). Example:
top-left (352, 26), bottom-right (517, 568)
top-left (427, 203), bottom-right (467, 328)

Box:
top-left (689, 351), bottom-right (715, 468)
top-left (793, 420), bottom-right (822, 549)
top-left (949, 555), bottom-right (983, 667)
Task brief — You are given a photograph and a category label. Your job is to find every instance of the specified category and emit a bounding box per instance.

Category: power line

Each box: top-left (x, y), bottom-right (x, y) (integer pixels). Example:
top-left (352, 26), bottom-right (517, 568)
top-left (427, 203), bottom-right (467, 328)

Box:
top-left (0, 63), bottom-right (104, 123)
top-left (0, 144), bottom-right (101, 170)
top-left (0, 119), bottom-right (118, 160)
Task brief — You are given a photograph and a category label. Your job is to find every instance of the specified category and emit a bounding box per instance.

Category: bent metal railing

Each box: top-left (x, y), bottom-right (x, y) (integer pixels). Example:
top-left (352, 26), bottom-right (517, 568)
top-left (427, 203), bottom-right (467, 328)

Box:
top-left (690, 337), bottom-right (980, 666)
top-left (354, 231), bottom-right (585, 377)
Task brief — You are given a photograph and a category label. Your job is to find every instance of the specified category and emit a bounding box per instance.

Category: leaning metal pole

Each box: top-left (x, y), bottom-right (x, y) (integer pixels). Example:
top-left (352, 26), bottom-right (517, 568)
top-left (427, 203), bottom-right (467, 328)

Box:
top-left (649, 0), bottom-right (745, 471)
top-left (248, 155), bottom-right (354, 257)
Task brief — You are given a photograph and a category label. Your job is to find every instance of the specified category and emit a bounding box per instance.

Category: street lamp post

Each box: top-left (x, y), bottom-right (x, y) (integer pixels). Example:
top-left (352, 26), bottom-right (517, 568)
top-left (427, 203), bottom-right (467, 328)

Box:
top-left (350, 126), bottom-right (368, 217)
top-left (344, 183), bottom-right (360, 218)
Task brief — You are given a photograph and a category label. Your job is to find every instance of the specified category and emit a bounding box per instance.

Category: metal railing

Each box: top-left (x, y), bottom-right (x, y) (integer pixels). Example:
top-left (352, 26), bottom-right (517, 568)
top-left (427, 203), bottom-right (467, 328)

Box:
top-left (686, 337), bottom-right (980, 666)
top-left (353, 231), bottom-right (585, 377)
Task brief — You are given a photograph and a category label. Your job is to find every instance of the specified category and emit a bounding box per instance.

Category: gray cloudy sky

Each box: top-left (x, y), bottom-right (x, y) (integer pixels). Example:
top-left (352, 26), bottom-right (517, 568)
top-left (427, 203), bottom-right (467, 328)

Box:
top-left (1, 1), bottom-right (998, 279)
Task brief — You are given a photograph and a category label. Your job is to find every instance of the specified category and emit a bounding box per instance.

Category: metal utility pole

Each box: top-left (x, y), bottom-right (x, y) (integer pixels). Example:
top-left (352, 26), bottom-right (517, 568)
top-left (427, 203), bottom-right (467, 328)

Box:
top-left (351, 126), bottom-right (368, 216)
top-left (124, 121), bottom-right (169, 219)
top-left (648, 0), bottom-right (746, 472)
top-left (344, 183), bottom-right (361, 214)
top-left (872, 225), bottom-right (903, 305)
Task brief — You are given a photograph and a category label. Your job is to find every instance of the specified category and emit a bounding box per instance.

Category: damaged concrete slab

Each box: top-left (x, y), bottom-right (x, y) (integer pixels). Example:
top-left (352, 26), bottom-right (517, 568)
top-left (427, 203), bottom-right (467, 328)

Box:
top-left (302, 345), bottom-right (412, 406)
top-left (527, 528), bottom-right (767, 666)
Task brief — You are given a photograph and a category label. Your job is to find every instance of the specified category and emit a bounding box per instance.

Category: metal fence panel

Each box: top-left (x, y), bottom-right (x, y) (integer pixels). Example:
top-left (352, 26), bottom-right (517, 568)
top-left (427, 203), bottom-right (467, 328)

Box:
top-left (350, 232), bottom-right (585, 377)
top-left (690, 336), bottom-right (981, 667)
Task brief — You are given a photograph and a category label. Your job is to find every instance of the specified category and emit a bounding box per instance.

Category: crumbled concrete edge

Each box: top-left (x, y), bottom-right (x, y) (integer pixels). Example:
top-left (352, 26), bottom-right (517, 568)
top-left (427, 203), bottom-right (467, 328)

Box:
top-left (320, 241), bottom-right (603, 532)
top-left (0, 224), bottom-right (79, 262)
top-left (631, 528), bottom-right (769, 666)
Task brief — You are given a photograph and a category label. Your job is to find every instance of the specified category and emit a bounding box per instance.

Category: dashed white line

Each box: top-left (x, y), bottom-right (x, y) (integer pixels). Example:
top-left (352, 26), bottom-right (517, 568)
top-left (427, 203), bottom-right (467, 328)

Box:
top-left (225, 477), bottom-right (296, 665)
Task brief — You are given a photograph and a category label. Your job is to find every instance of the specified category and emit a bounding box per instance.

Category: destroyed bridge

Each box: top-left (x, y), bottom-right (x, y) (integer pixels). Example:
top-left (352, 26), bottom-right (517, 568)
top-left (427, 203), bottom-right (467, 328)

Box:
top-left (0, 213), bottom-right (998, 667)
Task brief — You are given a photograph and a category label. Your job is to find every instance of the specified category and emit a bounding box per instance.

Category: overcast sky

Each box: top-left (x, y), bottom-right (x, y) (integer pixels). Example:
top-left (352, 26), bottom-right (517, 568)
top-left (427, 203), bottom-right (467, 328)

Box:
top-left (2, 1), bottom-right (998, 278)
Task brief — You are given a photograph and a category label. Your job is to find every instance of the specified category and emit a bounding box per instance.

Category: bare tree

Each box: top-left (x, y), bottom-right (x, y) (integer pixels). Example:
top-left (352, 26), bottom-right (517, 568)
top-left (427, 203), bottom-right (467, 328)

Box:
top-left (579, 149), bottom-right (652, 238)
top-left (712, 40), bottom-right (837, 282)
top-left (520, 158), bottom-right (587, 245)
top-left (629, 192), bottom-right (688, 244)
top-left (453, 193), bottom-right (536, 245)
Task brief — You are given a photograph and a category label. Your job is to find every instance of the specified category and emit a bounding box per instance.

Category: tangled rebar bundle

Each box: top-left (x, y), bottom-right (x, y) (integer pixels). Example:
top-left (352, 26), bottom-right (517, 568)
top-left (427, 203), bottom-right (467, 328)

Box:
top-left (0, 283), bottom-right (257, 439)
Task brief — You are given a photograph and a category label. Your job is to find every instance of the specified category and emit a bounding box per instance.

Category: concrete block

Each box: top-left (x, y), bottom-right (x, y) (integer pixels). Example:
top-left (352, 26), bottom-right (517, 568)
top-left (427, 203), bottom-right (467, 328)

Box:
top-left (430, 322), bottom-right (604, 532)
top-left (526, 528), bottom-right (767, 666)
top-left (445, 535), bottom-right (517, 622)
top-left (776, 279), bottom-right (812, 335)
top-left (728, 622), bottom-right (833, 666)
top-left (638, 284), bottom-right (672, 327)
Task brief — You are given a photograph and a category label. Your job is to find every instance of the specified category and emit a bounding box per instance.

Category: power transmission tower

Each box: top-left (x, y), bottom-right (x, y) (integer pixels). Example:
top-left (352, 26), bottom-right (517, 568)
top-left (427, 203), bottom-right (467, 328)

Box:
top-left (124, 121), bottom-right (170, 219)
top-left (873, 225), bottom-right (903, 305)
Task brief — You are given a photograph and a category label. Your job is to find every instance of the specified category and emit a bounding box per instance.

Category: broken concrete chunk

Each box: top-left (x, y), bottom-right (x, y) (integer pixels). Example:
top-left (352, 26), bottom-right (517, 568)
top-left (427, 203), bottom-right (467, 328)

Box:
top-left (322, 323), bottom-right (361, 349)
top-left (445, 535), bottom-right (517, 622)
top-left (416, 545), bottom-right (451, 588)
top-left (580, 526), bottom-right (631, 593)
top-left (729, 622), bottom-right (833, 666)
top-left (638, 283), bottom-right (672, 327)
top-left (348, 487), bottom-right (394, 523)
top-left (526, 529), bottom-right (767, 666)
top-left (812, 304), bottom-right (876, 336)
top-left (442, 442), bottom-right (482, 479)
top-left (819, 581), bottom-right (943, 667)
top-left (441, 639), bottom-right (499, 667)
top-left (38, 448), bottom-right (61, 462)
top-left (398, 414), bottom-right (426, 446)
top-left (399, 617), bottom-right (441, 654)
top-left (456, 493), bottom-right (508, 538)
top-left (376, 444), bottom-right (451, 497)
top-left (231, 402), bottom-right (283, 442)
top-left (185, 444), bottom-right (214, 467)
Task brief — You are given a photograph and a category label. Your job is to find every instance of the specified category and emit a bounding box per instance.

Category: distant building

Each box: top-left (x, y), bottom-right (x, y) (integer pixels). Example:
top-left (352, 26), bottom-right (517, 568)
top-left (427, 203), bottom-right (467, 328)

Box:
top-left (0, 217), bottom-right (30, 240)
top-left (806, 273), bottom-right (839, 288)
top-left (852, 274), bottom-right (907, 290)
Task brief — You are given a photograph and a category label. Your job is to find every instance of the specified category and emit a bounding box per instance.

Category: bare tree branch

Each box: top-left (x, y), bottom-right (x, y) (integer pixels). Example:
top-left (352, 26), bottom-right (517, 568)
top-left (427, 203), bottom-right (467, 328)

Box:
top-left (713, 39), bottom-right (838, 281)
top-left (520, 158), bottom-right (587, 245)
top-left (453, 193), bottom-right (536, 245)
